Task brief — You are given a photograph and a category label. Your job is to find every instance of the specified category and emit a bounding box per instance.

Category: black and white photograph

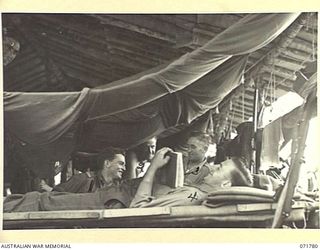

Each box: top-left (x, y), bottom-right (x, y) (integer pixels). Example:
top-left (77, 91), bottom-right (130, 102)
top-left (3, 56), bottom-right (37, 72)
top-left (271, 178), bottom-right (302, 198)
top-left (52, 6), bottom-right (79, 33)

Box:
top-left (2, 11), bottom-right (319, 232)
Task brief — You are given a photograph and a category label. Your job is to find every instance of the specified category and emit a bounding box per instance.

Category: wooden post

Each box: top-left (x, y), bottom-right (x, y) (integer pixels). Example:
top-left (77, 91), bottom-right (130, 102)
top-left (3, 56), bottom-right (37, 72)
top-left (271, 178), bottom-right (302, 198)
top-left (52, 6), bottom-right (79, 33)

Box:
top-left (252, 81), bottom-right (259, 174)
top-left (271, 91), bottom-right (314, 228)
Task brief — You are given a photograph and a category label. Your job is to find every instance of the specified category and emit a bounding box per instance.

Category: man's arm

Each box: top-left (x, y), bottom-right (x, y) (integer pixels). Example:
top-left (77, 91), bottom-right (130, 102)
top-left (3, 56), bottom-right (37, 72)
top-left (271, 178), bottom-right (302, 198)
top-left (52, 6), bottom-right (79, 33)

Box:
top-left (52, 173), bottom-right (92, 193)
top-left (131, 147), bottom-right (172, 201)
top-left (130, 185), bottom-right (207, 208)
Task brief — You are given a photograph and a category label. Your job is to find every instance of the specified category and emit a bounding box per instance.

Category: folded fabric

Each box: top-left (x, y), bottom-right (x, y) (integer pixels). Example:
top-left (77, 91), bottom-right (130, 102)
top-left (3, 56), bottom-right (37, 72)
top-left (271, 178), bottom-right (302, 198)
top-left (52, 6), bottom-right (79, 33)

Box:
top-left (204, 186), bottom-right (276, 207)
top-left (207, 186), bottom-right (275, 198)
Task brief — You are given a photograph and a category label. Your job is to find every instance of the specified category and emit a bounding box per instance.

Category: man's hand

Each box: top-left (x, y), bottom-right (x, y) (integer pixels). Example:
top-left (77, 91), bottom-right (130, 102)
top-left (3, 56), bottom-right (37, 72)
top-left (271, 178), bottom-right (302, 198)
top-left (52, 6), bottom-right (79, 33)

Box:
top-left (150, 147), bottom-right (173, 170)
top-left (40, 179), bottom-right (53, 192)
top-left (134, 147), bottom-right (173, 198)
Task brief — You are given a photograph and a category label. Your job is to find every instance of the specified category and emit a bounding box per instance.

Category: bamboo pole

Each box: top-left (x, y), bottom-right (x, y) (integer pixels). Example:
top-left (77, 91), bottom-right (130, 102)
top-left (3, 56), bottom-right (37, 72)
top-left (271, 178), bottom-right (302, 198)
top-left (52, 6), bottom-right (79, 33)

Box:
top-left (252, 82), bottom-right (259, 173)
top-left (271, 91), bottom-right (315, 228)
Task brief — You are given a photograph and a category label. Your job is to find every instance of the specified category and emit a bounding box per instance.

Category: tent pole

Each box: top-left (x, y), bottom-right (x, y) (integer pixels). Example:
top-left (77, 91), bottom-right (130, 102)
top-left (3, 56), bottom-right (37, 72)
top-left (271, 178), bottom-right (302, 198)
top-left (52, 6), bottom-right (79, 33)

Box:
top-left (251, 81), bottom-right (259, 174)
top-left (271, 93), bottom-right (313, 228)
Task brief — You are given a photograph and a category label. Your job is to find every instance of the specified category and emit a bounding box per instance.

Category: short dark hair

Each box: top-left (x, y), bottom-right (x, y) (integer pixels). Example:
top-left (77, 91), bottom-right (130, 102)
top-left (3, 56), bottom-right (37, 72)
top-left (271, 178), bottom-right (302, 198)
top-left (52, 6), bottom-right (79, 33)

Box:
top-left (229, 157), bottom-right (253, 186)
top-left (97, 147), bottom-right (125, 170)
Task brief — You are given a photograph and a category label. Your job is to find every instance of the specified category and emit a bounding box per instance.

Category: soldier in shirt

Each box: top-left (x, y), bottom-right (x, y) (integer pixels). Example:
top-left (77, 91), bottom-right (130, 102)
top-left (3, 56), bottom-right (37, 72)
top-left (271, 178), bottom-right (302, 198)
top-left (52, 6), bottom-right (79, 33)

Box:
top-left (41, 147), bottom-right (127, 193)
top-left (3, 148), bottom-right (252, 212)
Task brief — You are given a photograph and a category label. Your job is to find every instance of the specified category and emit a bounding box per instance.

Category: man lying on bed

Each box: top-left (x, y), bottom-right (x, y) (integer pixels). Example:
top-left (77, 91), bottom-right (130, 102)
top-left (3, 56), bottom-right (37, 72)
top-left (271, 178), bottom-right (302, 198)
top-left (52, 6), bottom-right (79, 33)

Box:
top-left (3, 147), bottom-right (253, 212)
top-left (129, 147), bottom-right (253, 207)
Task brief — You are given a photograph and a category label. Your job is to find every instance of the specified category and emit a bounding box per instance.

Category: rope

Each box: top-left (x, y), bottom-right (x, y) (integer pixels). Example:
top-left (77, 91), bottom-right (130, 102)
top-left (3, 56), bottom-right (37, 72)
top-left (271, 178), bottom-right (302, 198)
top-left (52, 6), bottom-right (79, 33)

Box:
top-left (244, 13), bottom-right (311, 76)
top-left (262, 59), bottom-right (275, 105)
top-left (259, 14), bottom-right (316, 97)
top-left (276, 16), bottom-right (317, 87)
top-left (242, 87), bottom-right (245, 122)
top-left (311, 20), bottom-right (316, 61)
top-left (273, 70), bottom-right (276, 103)
top-left (229, 108), bottom-right (235, 136)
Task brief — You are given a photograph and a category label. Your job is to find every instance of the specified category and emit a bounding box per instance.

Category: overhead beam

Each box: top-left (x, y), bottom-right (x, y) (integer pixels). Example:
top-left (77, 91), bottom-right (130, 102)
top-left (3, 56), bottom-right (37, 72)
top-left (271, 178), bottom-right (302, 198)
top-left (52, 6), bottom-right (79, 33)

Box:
top-left (246, 13), bottom-right (314, 80)
top-left (232, 105), bottom-right (253, 115)
top-left (216, 13), bottom-right (315, 140)
top-left (91, 14), bottom-right (193, 45)
top-left (289, 37), bottom-right (316, 55)
top-left (281, 47), bottom-right (315, 62)
top-left (10, 15), bottom-right (72, 91)
top-left (260, 73), bottom-right (295, 88)
top-left (36, 14), bottom-right (184, 60)
top-left (260, 65), bottom-right (297, 81)
top-left (272, 56), bottom-right (306, 72)
top-left (296, 27), bottom-right (318, 43)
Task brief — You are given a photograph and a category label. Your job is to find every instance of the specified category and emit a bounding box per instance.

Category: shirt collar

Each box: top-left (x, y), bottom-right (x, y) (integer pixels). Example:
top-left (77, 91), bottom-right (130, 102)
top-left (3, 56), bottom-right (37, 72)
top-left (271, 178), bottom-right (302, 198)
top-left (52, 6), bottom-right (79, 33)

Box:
top-left (185, 158), bottom-right (207, 175)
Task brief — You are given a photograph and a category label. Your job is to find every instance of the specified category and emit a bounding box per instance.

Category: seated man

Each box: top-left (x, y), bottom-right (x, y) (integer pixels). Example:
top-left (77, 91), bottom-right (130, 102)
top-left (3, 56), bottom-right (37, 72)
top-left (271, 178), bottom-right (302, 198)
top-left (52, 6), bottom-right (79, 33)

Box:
top-left (125, 137), bottom-right (157, 179)
top-left (3, 147), bottom-right (153, 212)
top-left (182, 131), bottom-right (213, 185)
top-left (43, 147), bottom-right (126, 193)
top-left (176, 131), bottom-right (230, 186)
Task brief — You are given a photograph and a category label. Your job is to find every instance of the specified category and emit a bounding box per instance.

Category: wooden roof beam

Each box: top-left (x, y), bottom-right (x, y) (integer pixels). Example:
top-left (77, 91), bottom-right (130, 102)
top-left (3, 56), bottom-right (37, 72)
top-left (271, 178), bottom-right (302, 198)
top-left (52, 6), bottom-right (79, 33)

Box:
top-left (230, 98), bottom-right (254, 110)
top-left (260, 65), bottom-right (297, 81)
top-left (55, 60), bottom-right (112, 87)
top-left (260, 72), bottom-right (295, 88)
top-left (6, 64), bottom-right (45, 88)
top-left (218, 13), bottom-right (313, 120)
top-left (9, 15), bottom-right (73, 91)
top-left (260, 80), bottom-right (293, 92)
top-left (197, 14), bottom-right (243, 29)
top-left (4, 52), bottom-right (39, 76)
top-left (231, 109), bottom-right (252, 119)
top-left (91, 14), bottom-right (193, 46)
top-left (49, 52), bottom-right (114, 82)
top-left (17, 75), bottom-right (49, 92)
top-left (41, 36), bottom-right (112, 67)
top-left (281, 47), bottom-right (315, 62)
top-left (289, 37), bottom-right (317, 55)
top-left (246, 13), bottom-right (314, 82)
top-left (36, 14), bottom-right (183, 60)
top-left (41, 30), bottom-right (165, 76)
top-left (231, 105), bottom-right (253, 115)
top-left (271, 56), bottom-right (307, 72)
top-left (296, 27), bottom-right (318, 43)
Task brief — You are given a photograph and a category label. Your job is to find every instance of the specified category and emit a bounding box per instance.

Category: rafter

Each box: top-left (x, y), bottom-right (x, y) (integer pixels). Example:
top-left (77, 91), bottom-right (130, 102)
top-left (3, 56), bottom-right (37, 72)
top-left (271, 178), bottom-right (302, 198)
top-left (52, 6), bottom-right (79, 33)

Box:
top-left (9, 15), bottom-right (73, 91)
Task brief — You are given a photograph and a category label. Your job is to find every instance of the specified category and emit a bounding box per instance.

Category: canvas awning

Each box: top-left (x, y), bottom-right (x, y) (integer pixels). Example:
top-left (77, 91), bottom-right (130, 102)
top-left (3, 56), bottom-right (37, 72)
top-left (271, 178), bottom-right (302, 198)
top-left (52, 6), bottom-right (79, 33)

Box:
top-left (4, 13), bottom-right (300, 177)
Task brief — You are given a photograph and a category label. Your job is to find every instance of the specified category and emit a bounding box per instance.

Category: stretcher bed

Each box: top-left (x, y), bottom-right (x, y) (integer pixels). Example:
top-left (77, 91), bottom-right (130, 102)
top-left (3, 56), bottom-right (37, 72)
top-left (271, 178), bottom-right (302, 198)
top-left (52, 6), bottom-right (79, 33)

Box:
top-left (3, 200), bottom-right (317, 229)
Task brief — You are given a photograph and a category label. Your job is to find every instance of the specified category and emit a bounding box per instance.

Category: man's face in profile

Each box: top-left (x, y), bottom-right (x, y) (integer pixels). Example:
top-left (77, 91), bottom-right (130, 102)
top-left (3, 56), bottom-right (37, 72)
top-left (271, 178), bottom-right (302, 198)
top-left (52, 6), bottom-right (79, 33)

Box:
top-left (199, 160), bottom-right (237, 192)
top-left (187, 137), bottom-right (208, 163)
top-left (104, 154), bottom-right (126, 180)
